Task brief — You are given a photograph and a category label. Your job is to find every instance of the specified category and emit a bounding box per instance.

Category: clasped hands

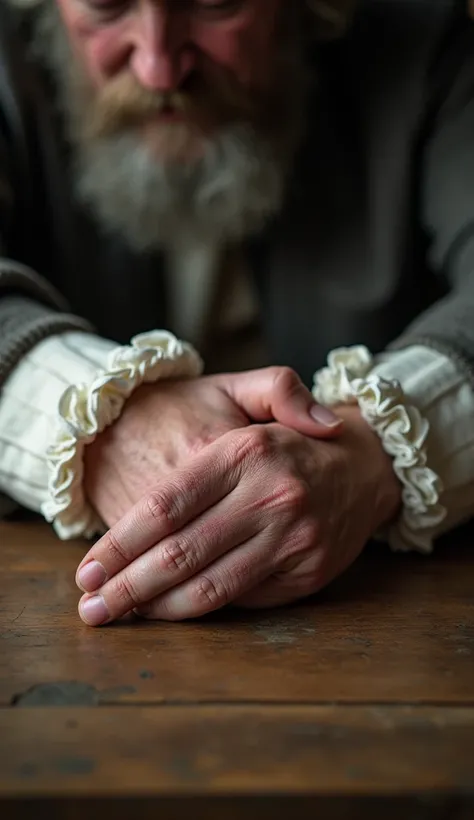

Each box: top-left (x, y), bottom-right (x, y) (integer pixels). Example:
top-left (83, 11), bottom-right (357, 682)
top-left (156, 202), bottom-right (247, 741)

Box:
top-left (75, 367), bottom-right (401, 625)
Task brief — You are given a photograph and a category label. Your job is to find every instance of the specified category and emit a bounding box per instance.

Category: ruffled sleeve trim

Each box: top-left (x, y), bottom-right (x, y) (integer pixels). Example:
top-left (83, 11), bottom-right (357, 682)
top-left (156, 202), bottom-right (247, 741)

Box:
top-left (41, 330), bottom-right (203, 540)
top-left (313, 346), bottom-right (446, 553)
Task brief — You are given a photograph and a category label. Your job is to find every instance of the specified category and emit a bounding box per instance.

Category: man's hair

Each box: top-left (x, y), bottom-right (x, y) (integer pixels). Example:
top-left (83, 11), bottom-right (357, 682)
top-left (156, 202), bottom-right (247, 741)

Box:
top-left (7, 0), bottom-right (355, 40)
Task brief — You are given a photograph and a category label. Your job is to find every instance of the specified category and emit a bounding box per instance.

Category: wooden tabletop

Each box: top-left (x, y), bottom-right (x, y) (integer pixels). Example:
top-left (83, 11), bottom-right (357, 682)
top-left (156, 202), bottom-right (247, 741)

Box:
top-left (1, 520), bottom-right (474, 819)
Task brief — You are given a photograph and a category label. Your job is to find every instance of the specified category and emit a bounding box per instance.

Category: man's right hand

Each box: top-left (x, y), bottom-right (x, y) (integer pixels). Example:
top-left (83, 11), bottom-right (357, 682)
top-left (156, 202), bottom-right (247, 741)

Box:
top-left (83, 367), bottom-right (343, 528)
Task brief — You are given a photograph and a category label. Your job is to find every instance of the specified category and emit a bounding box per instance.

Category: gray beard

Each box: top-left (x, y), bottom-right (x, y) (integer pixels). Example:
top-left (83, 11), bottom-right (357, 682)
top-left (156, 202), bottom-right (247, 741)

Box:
top-left (77, 126), bottom-right (289, 251)
top-left (30, 2), bottom-right (306, 252)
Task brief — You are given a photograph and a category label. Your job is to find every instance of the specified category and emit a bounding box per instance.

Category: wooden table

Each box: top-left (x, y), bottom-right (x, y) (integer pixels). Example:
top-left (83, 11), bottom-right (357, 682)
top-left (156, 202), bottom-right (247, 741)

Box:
top-left (1, 520), bottom-right (474, 819)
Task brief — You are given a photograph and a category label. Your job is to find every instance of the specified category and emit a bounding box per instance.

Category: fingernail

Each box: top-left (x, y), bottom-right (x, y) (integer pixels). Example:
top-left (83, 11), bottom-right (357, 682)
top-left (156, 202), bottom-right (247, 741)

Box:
top-left (80, 595), bottom-right (109, 626)
top-left (77, 561), bottom-right (107, 592)
top-left (310, 404), bottom-right (343, 428)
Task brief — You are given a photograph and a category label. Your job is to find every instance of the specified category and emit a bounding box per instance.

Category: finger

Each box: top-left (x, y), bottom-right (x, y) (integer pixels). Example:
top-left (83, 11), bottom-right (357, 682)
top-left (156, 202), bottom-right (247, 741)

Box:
top-left (234, 548), bottom-right (332, 610)
top-left (77, 487), bottom-right (261, 626)
top-left (76, 434), bottom-right (244, 594)
top-left (134, 528), bottom-right (276, 621)
top-left (216, 367), bottom-right (343, 438)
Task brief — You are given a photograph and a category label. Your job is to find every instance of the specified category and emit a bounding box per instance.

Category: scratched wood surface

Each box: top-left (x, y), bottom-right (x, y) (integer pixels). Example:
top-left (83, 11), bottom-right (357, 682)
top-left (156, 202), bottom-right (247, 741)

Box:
top-left (1, 520), bottom-right (474, 817)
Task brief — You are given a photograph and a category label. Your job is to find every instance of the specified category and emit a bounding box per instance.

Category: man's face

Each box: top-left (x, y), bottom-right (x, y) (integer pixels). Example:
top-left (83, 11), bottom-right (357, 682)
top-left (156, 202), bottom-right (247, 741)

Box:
top-left (56, 0), bottom-right (283, 160)
top-left (45, 0), bottom-right (304, 250)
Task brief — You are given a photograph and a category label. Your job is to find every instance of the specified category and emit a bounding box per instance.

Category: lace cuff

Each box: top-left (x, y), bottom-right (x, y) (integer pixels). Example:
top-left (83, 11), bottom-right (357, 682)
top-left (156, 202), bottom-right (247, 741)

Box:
top-left (312, 346), bottom-right (446, 553)
top-left (41, 330), bottom-right (203, 540)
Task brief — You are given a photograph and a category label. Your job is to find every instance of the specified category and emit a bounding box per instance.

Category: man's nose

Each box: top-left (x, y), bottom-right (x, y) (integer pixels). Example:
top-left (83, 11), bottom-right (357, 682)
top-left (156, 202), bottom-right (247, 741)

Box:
top-left (130, 5), bottom-right (195, 91)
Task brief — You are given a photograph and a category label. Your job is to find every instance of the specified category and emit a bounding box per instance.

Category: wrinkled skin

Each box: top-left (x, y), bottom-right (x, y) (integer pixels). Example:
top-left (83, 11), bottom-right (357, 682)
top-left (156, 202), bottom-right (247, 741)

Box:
top-left (77, 370), bottom-right (400, 625)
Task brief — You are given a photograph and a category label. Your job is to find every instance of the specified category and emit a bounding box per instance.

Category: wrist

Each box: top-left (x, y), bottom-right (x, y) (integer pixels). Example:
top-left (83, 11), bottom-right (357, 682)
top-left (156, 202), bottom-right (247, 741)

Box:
top-left (313, 345), bottom-right (446, 552)
top-left (83, 382), bottom-right (163, 516)
top-left (336, 404), bottom-right (402, 534)
top-left (42, 331), bottom-right (203, 539)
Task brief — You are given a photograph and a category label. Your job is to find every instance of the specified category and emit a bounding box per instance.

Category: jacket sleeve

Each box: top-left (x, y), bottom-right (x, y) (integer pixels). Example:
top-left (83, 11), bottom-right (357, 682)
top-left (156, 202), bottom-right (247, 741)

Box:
top-left (0, 135), bottom-right (93, 385)
top-left (390, 19), bottom-right (474, 386)
top-left (0, 104), bottom-right (94, 517)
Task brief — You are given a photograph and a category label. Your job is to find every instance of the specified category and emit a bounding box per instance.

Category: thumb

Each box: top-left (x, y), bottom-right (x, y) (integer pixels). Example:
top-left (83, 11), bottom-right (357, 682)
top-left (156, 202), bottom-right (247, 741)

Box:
top-left (215, 366), bottom-right (343, 438)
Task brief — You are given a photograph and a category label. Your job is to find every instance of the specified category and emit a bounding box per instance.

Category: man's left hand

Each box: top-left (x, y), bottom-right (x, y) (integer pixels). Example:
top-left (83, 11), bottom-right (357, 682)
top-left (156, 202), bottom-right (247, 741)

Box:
top-left (75, 406), bottom-right (401, 624)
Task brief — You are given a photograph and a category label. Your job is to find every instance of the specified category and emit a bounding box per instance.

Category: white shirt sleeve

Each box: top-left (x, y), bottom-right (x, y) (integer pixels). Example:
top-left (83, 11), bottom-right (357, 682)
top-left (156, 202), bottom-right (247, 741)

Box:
top-left (1, 336), bottom-right (474, 546)
top-left (0, 332), bottom-right (116, 514)
top-left (371, 345), bottom-right (474, 540)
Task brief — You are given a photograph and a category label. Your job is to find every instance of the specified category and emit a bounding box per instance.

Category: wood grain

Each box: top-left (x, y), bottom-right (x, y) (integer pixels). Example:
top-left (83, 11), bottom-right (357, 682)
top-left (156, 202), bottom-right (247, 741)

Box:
top-left (1, 522), bottom-right (473, 706)
top-left (2, 520), bottom-right (474, 816)
top-left (1, 705), bottom-right (474, 797)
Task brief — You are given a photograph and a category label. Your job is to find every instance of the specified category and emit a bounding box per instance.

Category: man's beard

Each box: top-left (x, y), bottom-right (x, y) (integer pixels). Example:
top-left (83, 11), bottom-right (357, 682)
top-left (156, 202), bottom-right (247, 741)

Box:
top-left (32, 3), bottom-right (308, 252)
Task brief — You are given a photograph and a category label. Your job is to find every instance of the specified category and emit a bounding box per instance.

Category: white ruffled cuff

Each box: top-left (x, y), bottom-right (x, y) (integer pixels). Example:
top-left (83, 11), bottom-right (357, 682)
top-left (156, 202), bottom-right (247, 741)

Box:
top-left (312, 346), bottom-right (446, 553)
top-left (41, 330), bottom-right (203, 540)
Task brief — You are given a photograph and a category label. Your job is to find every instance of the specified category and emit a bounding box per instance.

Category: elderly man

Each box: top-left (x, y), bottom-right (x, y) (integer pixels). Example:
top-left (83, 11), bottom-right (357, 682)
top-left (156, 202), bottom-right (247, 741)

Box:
top-left (1, 0), bottom-right (473, 626)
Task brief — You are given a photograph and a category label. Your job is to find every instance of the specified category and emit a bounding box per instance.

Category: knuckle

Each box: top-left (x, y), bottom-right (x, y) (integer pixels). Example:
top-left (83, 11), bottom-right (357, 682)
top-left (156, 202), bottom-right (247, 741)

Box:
top-left (273, 477), bottom-right (310, 517)
top-left (112, 573), bottom-right (141, 608)
top-left (230, 425), bottom-right (273, 466)
top-left (281, 529), bottom-right (326, 588)
top-left (191, 575), bottom-right (229, 614)
top-left (146, 490), bottom-right (172, 523)
top-left (103, 529), bottom-right (130, 565)
top-left (269, 365), bottom-right (301, 396)
top-left (282, 517), bottom-right (321, 561)
top-left (146, 484), bottom-right (190, 528)
top-left (160, 538), bottom-right (197, 575)
top-left (171, 473), bottom-right (201, 510)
